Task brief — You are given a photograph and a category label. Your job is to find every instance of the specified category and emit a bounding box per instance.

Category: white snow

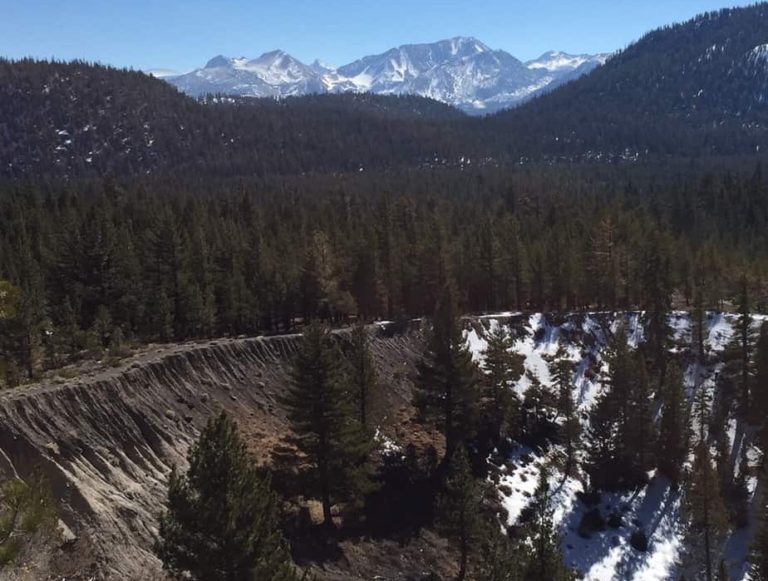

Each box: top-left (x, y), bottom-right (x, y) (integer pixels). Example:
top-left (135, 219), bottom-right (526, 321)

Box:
top-left (469, 311), bottom-right (761, 581)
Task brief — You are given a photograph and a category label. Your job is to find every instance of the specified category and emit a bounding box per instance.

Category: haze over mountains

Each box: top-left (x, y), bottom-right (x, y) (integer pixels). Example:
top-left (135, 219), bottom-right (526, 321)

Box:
top-left (164, 37), bottom-right (608, 114)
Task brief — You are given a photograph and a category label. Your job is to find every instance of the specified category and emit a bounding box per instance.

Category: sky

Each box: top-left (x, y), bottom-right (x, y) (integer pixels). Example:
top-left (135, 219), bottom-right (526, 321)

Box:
top-left (1, 0), bottom-right (758, 73)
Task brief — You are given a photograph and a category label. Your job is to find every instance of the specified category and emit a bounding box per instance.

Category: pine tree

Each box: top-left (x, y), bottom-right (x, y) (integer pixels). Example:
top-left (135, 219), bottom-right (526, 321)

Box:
top-left (415, 281), bottom-right (479, 461)
top-left (687, 389), bottom-right (729, 581)
top-left (731, 444), bottom-right (750, 528)
top-left (0, 280), bottom-right (21, 385)
top-left (754, 323), bottom-right (768, 426)
top-left (437, 446), bottom-right (483, 581)
top-left (521, 370), bottom-right (556, 438)
top-left (155, 413), bottom-right (301, 581)
top-left (657, 363), bottom-right (689, 485)
top-left (58, 296), bottom-right (80, 358)
top-left (521, 466), bottom-right (574, 581)
top-left (751, 490), bottom-right (768, 580)
top-left (284, 322), bottom-right (374, 527)
top-left (346, 324), bottom-right (378, 429)
top-left (589, 216), bottom-right (619, 309)
top-left (476, 521), bottom-right (522, 581)
top-left (481, 324), bottom-right (524, 441)
top-left (641, 232), bottom-right (673, 387)
top-left (736, 275), bottom-right (752, 418)
top-left (693, 289), bottom-right (707, 363)
top-left (717, 559), bottom-right (730, 581)
top-left (549, 345), bottom-right (579, 475)
top-left (627, 359), bottom-right (656, 475)
top-left (586, 326), bottom-right (648, 490)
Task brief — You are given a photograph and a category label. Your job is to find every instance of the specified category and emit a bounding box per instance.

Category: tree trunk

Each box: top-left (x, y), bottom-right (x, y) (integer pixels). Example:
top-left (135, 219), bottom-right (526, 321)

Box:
top-left (457, 532), bottom-right (468, 581)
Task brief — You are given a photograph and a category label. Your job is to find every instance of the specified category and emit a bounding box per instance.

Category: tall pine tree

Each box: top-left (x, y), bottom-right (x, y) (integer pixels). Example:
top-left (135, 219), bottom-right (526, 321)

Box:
top-left (346, 324), bottom-right (379, 430)
top-left (437, 446), bottom-right (483, 581)
top-left (656, 362), bottom-right (689, 485)
top-left (415, 281), bottom-right (480, 461)
top-left (284, 322), bottom-right (374, 527)
top-left (481, 324), bottom-right (524, 442)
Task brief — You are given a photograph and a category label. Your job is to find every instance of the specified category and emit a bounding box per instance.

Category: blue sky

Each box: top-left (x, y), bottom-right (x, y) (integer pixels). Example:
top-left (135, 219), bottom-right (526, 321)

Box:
top-left (2, 1), bottom-right (757, 72)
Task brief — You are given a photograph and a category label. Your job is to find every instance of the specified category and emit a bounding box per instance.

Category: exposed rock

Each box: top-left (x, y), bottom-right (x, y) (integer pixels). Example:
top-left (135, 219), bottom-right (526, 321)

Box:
top-left (0, 327), bottom-right (425, 579)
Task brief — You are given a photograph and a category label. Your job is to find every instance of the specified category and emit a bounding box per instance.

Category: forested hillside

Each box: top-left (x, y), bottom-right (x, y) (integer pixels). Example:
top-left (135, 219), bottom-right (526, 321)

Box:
top-left (490, 5), bottom-right (768, 160)
top-left (0, 59), bottom-right (472, 179)
top-left (6, 5), bottom-right (768, 179)
top-left (1, 162), bottom-right (767, 384)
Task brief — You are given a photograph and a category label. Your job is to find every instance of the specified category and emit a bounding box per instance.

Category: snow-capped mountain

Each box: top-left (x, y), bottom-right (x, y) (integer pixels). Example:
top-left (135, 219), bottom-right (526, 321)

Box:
top-left (164, 38), bottom-right (609, 114)
top-left (525, 50), bottom-right (607, 73)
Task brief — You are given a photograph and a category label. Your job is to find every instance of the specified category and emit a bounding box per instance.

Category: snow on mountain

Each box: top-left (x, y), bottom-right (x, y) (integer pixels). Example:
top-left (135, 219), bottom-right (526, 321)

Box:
top-left (164, 38), bottom-right (607, 114)
top-left (748, 43), bottom-right (768, 65)
top-left (526, 50), bottom-right (608, 73)
top-left (144, 68), bottom-right (179, 79)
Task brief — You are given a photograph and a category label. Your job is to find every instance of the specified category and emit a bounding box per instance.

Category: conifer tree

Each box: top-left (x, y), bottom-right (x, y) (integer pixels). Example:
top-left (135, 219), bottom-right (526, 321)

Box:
top-left (521, 466), bottom-right (574, 581)
top-left (415, 281), bottom-right (479, 461)
top-left (155, 413), bottom-right (301, 581)
top-left (731, 444), bottom-right (750, 528)
top-left (693, 289), bottom-right (707, 363)
top-left (437, 446), bottom-right (483, 581)
top-left (476, 523), bottom-right (522, 581)
top-left (657, 362), bottom-right (689, 485)
top-left (346, 324), bottom-right (378, 429)
top-left (284, 322), bottom-right (374, 527)
top-left (717, 559), bottom-right (730, 581)
top-left (687, 389), bottom-right (729, 581)
top-left (481, 324), bottom-right (524, 441)
top-left (736, 275), bottom-right (752, 417)
top-left (586, 326), bottom-right (638, 490)
top-left (549, 345), bottom-right (580, 475)
top-left (521, 370), bottom-right (556, 438)
top-left (755, 323), bottom-right (768, 423)
top-left (627, 359), bottom-right (656, 474)
top-left (751, 491), bottom-right (768, 580)
top-left (641, 232), bottom-right (673, 387)
top-left (0, 280), bottom-right (21, 385)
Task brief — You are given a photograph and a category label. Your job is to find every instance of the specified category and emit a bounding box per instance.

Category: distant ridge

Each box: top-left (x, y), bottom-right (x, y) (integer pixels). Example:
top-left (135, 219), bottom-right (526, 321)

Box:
top-left (164, 38), bottom-right (608, 114)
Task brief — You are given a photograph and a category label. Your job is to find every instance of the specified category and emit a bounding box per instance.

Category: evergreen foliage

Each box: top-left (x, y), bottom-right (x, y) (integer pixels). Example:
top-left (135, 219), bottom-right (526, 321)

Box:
top-left (155, 413), bottom-right (301, 580)
top-left (656, 362), bottom-right (689, 485)
top-left (686, 389), bottom-right (729, 581)
top-left (0, 470), bottom-right (58, 568)
top-left (548, 345), bottom-right (580, 475)
top-left (415, 282), bottom-right (480, 461)
top-left (283, 322), bottom-right (375, 527)
top-left (346, 324), bottom-right (379, 429)
top-left (481, 324), bottom-right (524, 442)
top-left (586, 326), bottom-right (656, 491)
top-left (751, 491), bottom-right (768, 581)
top-left (520, 466), bottom-right (575, 581)
top-left (437, 447), bottom-right (483, 581)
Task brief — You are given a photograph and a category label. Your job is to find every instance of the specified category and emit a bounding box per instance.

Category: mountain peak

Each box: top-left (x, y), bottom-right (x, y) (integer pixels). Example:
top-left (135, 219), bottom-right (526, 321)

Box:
top-left (204, 55), bottom-right (232, 69)
top-left (170, 39), bottom-right (606, 114)
top-left (446, 36), bottom-right (490, 54)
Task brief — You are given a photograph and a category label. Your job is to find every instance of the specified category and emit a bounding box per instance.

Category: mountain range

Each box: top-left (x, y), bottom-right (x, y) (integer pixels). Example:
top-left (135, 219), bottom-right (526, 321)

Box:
top-left (163, 37), bottom-right (608, 114)
top-left (4, 4), bottom-right (768, 179)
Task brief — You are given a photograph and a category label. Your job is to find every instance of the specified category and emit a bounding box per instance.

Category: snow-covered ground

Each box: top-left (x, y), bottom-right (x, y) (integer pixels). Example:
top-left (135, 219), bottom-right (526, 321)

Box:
top-left (465, 312), bottom-right (764, 581)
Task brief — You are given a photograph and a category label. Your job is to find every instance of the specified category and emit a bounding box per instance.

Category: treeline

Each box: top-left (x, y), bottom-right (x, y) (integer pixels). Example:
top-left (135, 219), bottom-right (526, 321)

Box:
top-left (1, 164), bottom-right (768, 383)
